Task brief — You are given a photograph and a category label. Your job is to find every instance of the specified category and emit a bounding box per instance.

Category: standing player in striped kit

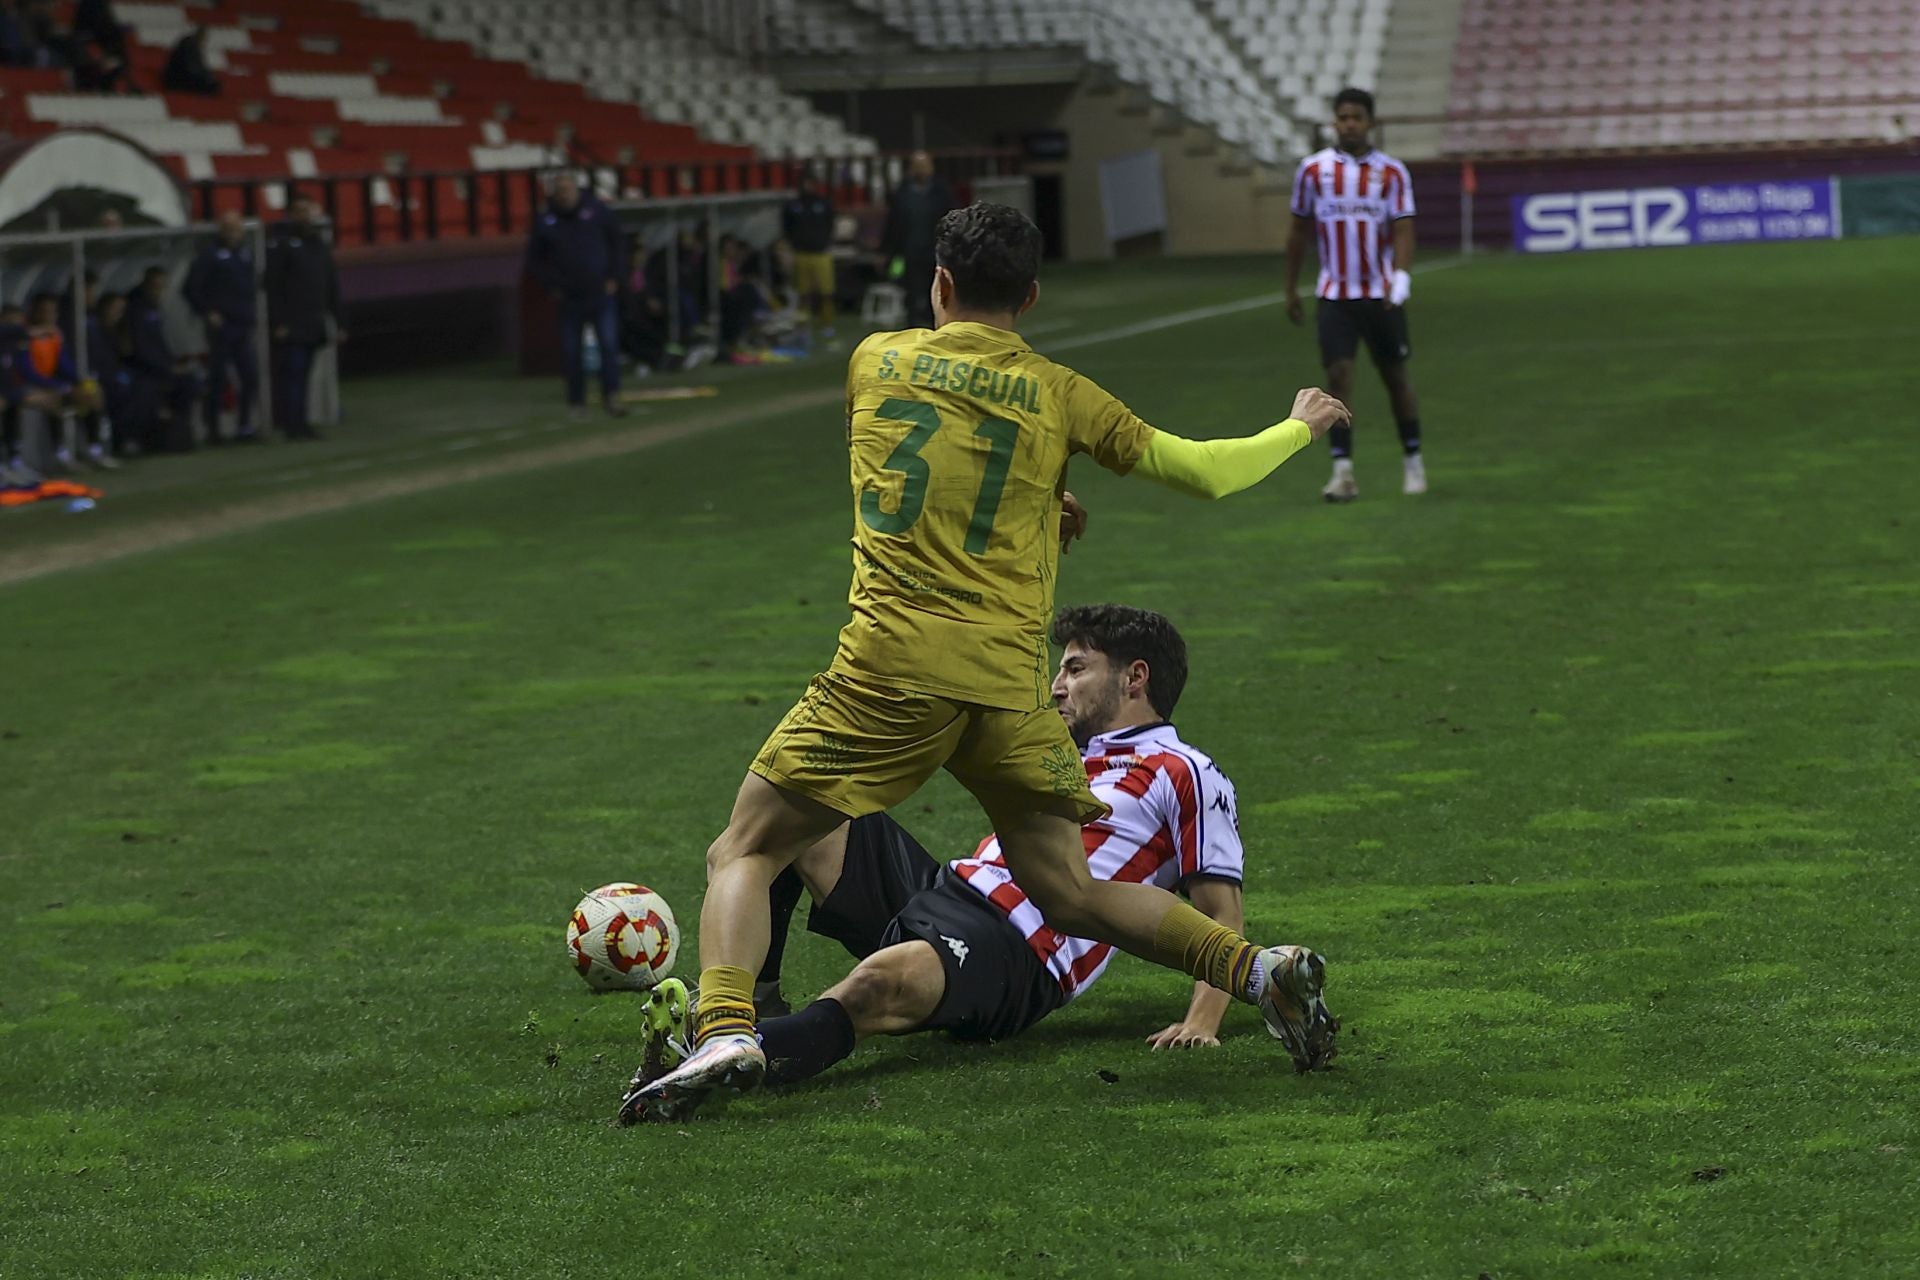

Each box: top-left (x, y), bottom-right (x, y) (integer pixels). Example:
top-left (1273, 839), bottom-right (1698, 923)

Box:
top-left (619, 606), bottom-right (1335, 1107)
top-left (1286, 87), bottom-right (1428, 502)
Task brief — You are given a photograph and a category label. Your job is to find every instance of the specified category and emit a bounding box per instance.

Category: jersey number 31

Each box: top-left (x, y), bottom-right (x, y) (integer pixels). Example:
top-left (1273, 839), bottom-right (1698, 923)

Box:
top-left (860, 397), bottom-right (1019, 555)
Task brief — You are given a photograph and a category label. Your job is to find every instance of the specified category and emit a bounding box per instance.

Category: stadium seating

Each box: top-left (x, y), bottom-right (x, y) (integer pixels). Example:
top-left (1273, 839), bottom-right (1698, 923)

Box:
top-left (363, 0), bottom-right (876, 162)
top-left (1445, 0), bottom-right (1920, 154)
top-left (0, 0), bottom-right (876, 241)
top-left (769, 0), bottom-right (1393, 168)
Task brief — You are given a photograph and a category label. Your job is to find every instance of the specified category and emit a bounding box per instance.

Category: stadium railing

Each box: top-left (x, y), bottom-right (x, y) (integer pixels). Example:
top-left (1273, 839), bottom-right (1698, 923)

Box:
top-left (183, 147), bottom-right (1024, 248)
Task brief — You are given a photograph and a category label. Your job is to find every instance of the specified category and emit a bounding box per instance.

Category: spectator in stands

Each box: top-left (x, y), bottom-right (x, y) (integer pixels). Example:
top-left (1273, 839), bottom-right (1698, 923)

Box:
top-left (185, 210), bottom-right (261, 444)
top-left (72, 0), bottom-right (127, 64)
top-left (0, 1), bottom-right (30, 67)
top-left (3, 0), bottom-right (66, 68)
top-left (881, 150), bottom-right (955, 330)
top-left (71, 40), bottom-right (129, 93)
top-left (782, 175), bottom-right (837, 341)
top-left (265, 193), bottom-right (343, 442)
top-left (126, 266), bottom-right (199, 452)
top-left (526, 173), bottom-right (626, 420)
top-left (162, 25), bottom-right (219, 96)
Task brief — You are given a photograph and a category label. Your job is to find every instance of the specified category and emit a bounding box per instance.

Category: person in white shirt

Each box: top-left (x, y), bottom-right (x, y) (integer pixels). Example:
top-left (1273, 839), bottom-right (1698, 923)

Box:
top-left (1286, 87), bottom-right (1428, 502)
top-left (619, 605), bottom-right (1338, 1120)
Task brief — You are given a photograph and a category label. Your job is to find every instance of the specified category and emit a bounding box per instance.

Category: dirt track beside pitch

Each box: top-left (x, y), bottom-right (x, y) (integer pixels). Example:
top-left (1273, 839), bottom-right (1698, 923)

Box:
top-left (0, 387), bottom-right (840, 589)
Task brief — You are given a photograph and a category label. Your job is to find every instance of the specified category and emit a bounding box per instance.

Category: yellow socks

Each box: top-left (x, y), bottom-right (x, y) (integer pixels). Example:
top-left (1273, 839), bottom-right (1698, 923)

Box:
top-left (1152, 902), bottom-right (1263, 1003)
top-left (693, 965), bottom-right (758, 1045)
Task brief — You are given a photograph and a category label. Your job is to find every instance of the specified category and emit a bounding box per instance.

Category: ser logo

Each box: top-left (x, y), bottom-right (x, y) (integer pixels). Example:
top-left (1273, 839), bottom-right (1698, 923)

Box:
top-left (941, 934), bottom-right (970, 967)
top-left (1517, 188), bottom-right (1691, 253)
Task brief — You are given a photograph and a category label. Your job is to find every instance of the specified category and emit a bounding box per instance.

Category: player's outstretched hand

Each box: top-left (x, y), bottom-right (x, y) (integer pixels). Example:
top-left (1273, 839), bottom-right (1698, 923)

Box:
top-left (1147, 1021), bottom-right (1221, 1050)
top-left (1290, 387), bottom-right (1352, 441)
top-left (1059, 491), bottom-right (1089, 555)
top-left (1285, 292), bottom-right (1304, 326)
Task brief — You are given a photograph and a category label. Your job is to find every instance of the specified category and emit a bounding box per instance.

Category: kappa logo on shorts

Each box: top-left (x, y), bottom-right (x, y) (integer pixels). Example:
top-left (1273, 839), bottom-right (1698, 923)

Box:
top-left (941, 934), bottom-right (970, 967)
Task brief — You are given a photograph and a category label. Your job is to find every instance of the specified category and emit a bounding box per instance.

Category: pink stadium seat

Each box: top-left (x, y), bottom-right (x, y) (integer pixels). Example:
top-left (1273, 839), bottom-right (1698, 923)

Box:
top-left (1449, 0), bottom-right (1920, 154)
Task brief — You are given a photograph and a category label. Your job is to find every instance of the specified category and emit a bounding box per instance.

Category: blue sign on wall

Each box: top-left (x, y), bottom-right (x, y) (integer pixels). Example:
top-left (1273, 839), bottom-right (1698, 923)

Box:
top-left (1512, 179), bottom-right (1840, 253)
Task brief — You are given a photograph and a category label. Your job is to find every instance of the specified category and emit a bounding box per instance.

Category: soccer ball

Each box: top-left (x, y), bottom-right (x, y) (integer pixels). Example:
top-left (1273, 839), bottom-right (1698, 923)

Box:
top-left (566, 882), bottom-right (679, 993)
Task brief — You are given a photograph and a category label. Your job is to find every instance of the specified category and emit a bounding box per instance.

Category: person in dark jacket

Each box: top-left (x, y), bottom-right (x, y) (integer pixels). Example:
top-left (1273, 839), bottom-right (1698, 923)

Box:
top-left (184, 210), bottom-right (261, 443)
top-left (162, 25), bottom-right (218, 95)
top-left (71, 40), bottom-right (129, 93)
top-left (782, 175), bottom-right (837, 339)
top-left (526, 173), bottom-right (626, 419)
top-left (264, 193), bottom-right (343, 441)
top-left (72, 0), bottom-right (126, 61)
top-left (879, 150), bottom-right (956, 329)
top-left (81, 291), bottom-right (129, 466)
top-left (125, 267), bottom-right (200, 452)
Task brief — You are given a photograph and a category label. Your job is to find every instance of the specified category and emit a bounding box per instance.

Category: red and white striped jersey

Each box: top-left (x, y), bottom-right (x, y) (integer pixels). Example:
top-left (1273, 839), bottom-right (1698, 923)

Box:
top-left (1290, 146), bottom-right (1416, 300)
top-left (948, 721), bottom-right (1243, 1001)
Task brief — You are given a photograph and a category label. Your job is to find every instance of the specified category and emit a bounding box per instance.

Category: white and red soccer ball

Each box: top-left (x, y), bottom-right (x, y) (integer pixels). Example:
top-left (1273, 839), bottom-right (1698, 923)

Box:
top-left (566, 883), bottom-right (679, 993)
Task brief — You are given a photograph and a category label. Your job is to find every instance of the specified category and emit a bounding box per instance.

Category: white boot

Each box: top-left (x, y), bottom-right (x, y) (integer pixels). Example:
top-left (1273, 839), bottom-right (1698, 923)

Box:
top-left (1322, 457), bottom-right (1357, 503)
top-left (1402, 453), bottom-right (1427, 496)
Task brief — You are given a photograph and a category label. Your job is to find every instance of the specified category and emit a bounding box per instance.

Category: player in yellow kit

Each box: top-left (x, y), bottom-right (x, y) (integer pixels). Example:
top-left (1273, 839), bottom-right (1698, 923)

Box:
top-left (621, 203), bottom-right (1351, 1124)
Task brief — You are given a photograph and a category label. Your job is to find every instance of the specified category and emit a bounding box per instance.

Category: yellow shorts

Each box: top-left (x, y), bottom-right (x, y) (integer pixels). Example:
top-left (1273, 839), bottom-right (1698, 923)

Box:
top-left (751, 672), bottom-right (1106, 824)
top-left (790, 251), bottom-right (836, 308)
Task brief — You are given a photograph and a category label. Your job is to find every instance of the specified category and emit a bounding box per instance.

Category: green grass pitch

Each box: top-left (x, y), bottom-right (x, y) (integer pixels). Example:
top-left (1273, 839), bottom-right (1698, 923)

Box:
top-left (3, 240), bottom-right (1917, 1277)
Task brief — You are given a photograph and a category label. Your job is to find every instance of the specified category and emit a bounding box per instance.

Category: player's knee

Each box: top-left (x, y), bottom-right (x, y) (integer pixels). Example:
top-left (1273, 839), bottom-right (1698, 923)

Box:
top-left (704, 827), bottom-right (749, 877)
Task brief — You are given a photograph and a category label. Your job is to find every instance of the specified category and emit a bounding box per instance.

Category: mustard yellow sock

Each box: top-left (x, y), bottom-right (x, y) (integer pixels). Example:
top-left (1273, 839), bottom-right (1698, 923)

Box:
top-left (1151, 902), bottom-right (1263, 1003)
top-left (694, 965), bottom-right (758, 1045)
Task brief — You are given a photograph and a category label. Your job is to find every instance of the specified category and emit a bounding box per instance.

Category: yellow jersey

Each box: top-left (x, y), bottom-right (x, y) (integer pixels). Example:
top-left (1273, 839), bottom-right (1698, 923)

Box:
top-left (828, 321), bottom-right (1156, 711)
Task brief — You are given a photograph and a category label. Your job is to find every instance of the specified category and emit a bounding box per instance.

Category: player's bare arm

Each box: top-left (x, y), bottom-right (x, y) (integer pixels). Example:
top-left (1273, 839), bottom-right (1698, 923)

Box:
top-left (1284, 213), bottom-right (1313, 325)
top-left (1146, 875), bottom-right (1245, 1050)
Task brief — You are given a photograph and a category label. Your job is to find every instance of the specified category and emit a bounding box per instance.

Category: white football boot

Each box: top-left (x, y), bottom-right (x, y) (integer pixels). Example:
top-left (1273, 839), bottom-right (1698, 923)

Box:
top-left (1322, 458), bottom-right (1358, 503)
top-left (1256, 945), bottom-right (1340, 1073)
top-left (1402, 453), bottom-right (1428, 496)
top-left (618, 1030), bottom-right (765, 1125)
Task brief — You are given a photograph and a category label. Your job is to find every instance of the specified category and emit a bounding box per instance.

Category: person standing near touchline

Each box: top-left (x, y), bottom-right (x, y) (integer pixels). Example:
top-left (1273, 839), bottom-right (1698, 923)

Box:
top-left (184, 209), bottom-right (262, 445)
top-left (526, 172), bottom-right (627, 421)
top-left (265, 193), bottom-right (344, 442)
top-left (879, 150), bottom-right (955, 331)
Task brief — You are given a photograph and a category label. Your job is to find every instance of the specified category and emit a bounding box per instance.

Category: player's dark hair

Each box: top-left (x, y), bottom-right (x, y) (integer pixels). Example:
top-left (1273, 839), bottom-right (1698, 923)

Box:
top-left (1051, 604), bottom-right (1189, 719)
top-left (935, 201), bottom-right (1042, 315)
top-left (1333, 87), bottom-right (1376, 118)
